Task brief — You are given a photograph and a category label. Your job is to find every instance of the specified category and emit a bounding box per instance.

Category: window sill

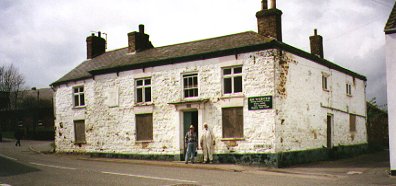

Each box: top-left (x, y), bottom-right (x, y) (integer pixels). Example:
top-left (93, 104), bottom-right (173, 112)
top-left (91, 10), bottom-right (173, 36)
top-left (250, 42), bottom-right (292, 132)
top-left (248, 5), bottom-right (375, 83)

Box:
top-left (74, 142), bottom-right (86, 145)
top-left (347, 94), bottom-right (352, 97)
top-left (322, 89), bottom-right (330, 92)
top-left (220, 138), bottom-right (245, 141)
top-left (135, 140), bottom-right (153, 143)
top-left (220, 94), bottom-right (244, 99)
top-left (134, 102), bottom-right (154, 107)
top-left (73, 106), bottom-right (86, 109)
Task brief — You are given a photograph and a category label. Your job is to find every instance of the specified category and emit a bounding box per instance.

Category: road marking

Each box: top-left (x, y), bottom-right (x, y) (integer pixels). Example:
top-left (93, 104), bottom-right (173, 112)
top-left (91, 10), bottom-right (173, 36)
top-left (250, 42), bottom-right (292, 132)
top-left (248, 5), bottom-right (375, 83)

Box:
top-left (101, 171), bottom-right (197, 183)
top-left (29, 162), bottom-right (77, 170)
top-left (0, 153), bottom-right (17, 161)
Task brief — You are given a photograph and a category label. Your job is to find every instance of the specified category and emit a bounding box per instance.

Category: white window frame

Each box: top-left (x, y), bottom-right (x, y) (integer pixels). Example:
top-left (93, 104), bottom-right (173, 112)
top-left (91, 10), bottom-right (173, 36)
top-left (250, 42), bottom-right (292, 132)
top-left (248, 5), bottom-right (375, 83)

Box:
top-left (135, 78), bottom-right (152, 103)
top-left (222, 66), bottom-right (243, 94)
top-left (73, 86), bottom-right (85, 107)
top-left (322, 74), bottom-right (329, 91)
top-left (346, 83), bottom-right (352, 96)
top-left (183, 73), bottom-right (198, 98)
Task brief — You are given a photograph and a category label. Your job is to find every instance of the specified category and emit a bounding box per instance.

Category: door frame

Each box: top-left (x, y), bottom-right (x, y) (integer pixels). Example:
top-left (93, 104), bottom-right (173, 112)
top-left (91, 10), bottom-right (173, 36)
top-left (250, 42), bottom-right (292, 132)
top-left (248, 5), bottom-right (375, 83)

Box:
top-left (327, 114), bottom-right (334, 149)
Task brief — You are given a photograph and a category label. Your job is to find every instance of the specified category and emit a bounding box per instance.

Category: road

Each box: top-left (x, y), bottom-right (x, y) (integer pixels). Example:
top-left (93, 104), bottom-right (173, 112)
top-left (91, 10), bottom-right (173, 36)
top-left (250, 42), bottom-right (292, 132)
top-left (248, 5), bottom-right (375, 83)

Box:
top-left (0, 139), bottom-right (395, 186)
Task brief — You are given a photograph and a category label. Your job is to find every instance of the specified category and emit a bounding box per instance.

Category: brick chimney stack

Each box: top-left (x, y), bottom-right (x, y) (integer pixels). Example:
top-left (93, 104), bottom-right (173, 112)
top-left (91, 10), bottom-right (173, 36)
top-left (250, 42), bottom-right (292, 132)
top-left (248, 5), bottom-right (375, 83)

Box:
top-left (128, 24), bottom-right (154, 53)
top-left (86, 32), bottom-right (106, 59)
top-left (309, 29), bottom-right (324, 58)
top-left (256, 0), bottom-right (283, 41)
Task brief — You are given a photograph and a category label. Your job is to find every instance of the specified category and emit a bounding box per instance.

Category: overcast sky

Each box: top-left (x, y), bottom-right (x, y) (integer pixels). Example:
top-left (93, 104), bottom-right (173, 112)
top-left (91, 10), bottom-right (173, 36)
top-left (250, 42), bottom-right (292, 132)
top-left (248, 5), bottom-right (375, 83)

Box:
top-left (0, 0), bottom-right (393, 107)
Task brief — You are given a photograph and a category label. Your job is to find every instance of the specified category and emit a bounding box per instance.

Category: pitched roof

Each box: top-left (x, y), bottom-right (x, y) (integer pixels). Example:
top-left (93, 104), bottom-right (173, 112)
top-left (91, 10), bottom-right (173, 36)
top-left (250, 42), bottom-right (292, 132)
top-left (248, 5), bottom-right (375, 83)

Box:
top-left (385, 1), bottom-right (396, 34)
top-left (51, 31), bottom-right (366, 86)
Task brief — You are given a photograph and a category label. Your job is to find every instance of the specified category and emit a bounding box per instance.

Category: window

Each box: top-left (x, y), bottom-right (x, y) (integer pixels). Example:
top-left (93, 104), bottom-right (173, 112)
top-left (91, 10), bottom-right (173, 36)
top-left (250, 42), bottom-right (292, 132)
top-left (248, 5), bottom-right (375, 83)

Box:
top-left (322, 75), bottom-right (328, 91)
top-left (223, 66), bottom-right (242, 94)
top-left (222, 107), bottom-right (243, 138)
top-left (349, 114), bottom-right (356, 132)
top-left (346, 83), bottom-right (352, 96)
top-left (136, 78), bottom-right (151, 103)
top-left (74, 120), bottom-right (86, 144)
top-left (73, 86), bottom-right (85, 107)
top-left (136, 114), bottom-right (153, 141)
top-left (183, 74), bottom-right (198, 98)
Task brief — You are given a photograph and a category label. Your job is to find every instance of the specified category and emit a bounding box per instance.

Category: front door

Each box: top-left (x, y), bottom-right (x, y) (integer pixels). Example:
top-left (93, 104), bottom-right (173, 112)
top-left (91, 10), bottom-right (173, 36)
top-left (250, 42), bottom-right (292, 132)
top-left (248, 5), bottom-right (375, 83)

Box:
top-left (182, 110), bottom-right (198, 160)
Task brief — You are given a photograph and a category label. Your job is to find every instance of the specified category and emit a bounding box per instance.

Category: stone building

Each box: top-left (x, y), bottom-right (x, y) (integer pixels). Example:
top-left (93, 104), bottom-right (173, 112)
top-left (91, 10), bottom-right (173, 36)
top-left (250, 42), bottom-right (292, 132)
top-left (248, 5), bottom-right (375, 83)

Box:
top-left (52, 0), bottom-right (367, 167)
top-left (385, 1), bottom-right (396, 176)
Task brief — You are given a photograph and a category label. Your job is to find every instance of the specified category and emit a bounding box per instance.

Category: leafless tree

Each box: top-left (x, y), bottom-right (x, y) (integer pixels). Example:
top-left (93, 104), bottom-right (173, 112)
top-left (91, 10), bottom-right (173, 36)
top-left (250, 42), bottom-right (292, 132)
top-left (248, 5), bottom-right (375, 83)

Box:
top-left (0, 64), bottom-right (25, 110)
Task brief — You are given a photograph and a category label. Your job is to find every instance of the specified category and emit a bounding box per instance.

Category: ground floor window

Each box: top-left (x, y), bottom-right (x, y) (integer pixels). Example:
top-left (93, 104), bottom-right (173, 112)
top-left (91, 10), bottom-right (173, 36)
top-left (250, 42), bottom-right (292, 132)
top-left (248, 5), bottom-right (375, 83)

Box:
top-left (350, 114), bottom-right (356, 132)
top-left (222, 107), bottom-right (243, 138)
top-left (136, 114), bottom-right (153, 141)
top-left (74, 120), bottom-right (86, 144)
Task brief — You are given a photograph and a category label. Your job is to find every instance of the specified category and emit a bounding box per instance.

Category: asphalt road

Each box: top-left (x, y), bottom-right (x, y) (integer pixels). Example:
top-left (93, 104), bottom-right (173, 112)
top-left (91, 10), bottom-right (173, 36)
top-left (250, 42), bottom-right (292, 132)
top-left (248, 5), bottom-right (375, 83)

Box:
top-left (0, 140), bottom-right (395, 186)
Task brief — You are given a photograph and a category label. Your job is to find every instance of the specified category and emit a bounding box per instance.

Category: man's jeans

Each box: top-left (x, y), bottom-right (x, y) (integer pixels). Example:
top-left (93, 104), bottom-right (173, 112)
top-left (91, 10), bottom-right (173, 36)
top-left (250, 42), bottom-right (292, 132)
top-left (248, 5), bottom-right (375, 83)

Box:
top-left (185, 142), bottom-right (196, 162)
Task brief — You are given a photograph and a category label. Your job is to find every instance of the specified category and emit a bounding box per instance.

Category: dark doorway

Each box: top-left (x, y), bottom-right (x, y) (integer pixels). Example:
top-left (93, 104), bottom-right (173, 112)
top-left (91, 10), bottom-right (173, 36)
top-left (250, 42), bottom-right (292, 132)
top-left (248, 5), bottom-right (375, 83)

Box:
top-left (182, 110), bottom-right (198, 161)
top-left (327, 115), bottom-right (333, 149)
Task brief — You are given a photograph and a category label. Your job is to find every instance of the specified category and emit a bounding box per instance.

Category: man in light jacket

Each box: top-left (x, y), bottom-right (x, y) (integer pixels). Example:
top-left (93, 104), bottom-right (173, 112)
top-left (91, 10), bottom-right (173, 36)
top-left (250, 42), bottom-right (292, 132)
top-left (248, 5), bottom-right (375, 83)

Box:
top-left (200, 122), bottom-right (215, 163)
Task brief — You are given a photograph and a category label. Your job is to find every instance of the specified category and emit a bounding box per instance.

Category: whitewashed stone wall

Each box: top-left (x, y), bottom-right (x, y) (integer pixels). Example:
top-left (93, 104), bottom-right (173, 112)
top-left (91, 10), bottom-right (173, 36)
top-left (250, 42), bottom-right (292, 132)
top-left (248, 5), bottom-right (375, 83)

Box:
top-left (54, 49), bottom-right (278, 155)
top-left (275, 52), bottom-right (367, 152)
top-left (385, 33), bottom-right (396, 172)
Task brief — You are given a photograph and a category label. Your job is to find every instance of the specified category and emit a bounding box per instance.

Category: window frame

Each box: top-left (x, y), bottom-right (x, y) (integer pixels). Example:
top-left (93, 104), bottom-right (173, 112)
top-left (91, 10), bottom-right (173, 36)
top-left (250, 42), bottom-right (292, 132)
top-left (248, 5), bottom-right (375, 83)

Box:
top-left (222, 66), bottom-right (243, 95)
top-left (73, 86), bottom-right (85, 107)
top-left (322, 74), bottom-right (329, 91)
top-left (135, 113), bottom-right (154, 142)
top-left (182, 73), bottom-right (199, 98)
top-left (135, 77), bottom-right (152, 103)
top-left (346, 83), bottom-right (352, 96)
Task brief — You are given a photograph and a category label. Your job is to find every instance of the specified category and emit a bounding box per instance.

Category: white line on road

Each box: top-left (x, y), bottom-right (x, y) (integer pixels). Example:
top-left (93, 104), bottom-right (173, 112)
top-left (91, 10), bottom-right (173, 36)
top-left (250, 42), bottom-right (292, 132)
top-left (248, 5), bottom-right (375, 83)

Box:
top-left (101, 171), bottom-right (197, 183)
top-left (29, 162), bottom-right (77, 170)
top-left (0, 153), bottom-right (17, 161)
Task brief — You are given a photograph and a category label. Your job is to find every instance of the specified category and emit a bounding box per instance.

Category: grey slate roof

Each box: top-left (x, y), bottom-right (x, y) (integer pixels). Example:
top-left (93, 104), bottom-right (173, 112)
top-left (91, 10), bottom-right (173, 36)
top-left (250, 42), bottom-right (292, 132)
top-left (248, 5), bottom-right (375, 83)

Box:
top-left (385, 1), bottom-right (396, 34)
top-left (52, 31), bottom-right (366, 86)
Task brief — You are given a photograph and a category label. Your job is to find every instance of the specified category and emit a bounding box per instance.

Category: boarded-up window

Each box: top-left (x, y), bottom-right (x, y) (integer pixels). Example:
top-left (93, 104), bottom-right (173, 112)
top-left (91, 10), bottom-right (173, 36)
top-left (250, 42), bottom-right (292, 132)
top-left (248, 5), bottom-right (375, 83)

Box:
top-left (222, 107), bottom-right (243, 138)
top-left (136, 114), bottom-right (153, 141)
top-left (74, 120), bottom-right (86, 144)
top-left (350, 114), bottom-right (356, 132)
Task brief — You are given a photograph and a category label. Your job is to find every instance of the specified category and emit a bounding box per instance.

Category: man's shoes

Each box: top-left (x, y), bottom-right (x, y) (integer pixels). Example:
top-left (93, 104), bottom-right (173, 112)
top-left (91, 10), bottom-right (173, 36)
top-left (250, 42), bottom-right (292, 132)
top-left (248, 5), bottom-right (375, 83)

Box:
top-left (185, 161), bottom-right (188, 164)
top-left (209, 161), bottom-right (213, 164)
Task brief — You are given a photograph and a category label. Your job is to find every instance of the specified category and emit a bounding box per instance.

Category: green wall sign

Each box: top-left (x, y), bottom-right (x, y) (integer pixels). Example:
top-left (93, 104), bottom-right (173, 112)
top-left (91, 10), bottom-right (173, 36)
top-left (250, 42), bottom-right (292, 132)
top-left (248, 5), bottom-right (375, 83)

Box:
top-left (248, 96), bottom-right (273, 110)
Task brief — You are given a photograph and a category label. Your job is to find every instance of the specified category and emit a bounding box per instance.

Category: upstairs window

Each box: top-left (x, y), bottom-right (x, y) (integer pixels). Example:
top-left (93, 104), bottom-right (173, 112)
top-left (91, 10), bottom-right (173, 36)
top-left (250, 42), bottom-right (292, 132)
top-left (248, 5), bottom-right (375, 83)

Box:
top-left (322, 75), bottom-right (328, 91)
top-left (183, 74), bottom-right (198, 98)
top-left (346, 83), bottom-right (352, 96)
top-left (73, 86), bottom-right (85, 107)
top-left (136, 78), bottom-right (151, 103)
top-left (223, 66), bottom-right (243, 94)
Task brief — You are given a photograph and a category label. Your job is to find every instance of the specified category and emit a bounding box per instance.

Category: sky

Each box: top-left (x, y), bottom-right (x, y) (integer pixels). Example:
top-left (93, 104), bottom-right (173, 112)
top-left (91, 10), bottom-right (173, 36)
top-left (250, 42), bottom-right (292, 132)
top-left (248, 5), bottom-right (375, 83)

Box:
top-left (0, 0), bottom-right (393, 107)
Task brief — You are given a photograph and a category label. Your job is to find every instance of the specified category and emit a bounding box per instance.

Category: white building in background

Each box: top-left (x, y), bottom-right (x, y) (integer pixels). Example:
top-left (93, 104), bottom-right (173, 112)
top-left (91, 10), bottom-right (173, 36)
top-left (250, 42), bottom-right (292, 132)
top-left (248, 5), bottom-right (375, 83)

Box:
top-left (385, 1), bottom-right (396, 176)
top-left (52, 0), bottom-right (367, 167)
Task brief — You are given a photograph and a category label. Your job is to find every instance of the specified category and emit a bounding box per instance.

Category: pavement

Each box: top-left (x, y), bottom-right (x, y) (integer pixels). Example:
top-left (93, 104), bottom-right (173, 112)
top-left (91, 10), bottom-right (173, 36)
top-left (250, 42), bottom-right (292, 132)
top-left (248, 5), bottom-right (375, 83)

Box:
top-left (24, 139), bottom-right (395, 180)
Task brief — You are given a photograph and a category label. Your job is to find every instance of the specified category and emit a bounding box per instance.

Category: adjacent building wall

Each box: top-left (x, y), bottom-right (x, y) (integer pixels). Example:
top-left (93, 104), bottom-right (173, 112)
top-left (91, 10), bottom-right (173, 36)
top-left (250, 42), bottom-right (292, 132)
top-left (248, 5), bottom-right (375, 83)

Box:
top-left (385, 33), bottom-right (396, 174)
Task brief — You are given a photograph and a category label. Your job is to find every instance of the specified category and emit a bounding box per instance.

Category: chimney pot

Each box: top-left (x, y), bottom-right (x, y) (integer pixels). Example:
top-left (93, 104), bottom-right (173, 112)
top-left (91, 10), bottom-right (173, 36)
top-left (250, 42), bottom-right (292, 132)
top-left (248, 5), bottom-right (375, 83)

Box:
top-left (261, 0), bottom-right (268, 10)
top-left (314, 29), bottom-right (317, 36)
top-left (269, 0), bottom-right (276, 9)
top-left (139, 24), bottom-right (144, 33)
top-left (98, 31), bottom-right (101, 38)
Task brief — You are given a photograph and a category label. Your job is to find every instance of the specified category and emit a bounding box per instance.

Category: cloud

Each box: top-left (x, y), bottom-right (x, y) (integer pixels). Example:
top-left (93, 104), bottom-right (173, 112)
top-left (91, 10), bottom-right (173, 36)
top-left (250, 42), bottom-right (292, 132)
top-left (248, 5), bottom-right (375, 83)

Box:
top-left (0, 0), bottom-right (392, 106)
